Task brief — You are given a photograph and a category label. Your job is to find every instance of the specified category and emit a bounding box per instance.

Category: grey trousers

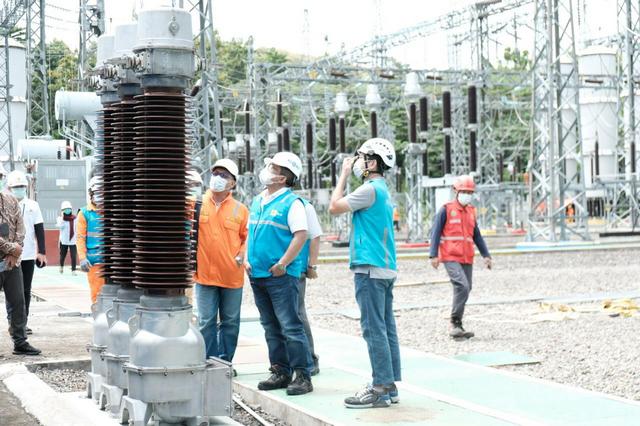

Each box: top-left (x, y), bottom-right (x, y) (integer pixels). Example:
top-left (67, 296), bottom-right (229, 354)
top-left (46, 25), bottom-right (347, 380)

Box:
top-left (1, 267), bottom-right (27, 347)
top-left (298, 276), bottom-right (318, 362)
top-left (444, 262), bottom-right (473, 323)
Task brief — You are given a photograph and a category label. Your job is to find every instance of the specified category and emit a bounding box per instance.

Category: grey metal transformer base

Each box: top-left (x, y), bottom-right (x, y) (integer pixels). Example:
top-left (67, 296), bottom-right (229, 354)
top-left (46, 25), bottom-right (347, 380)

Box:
top-left (123, 294), bottom-right (233, 425)
top-left (86, 283), bottom-right (120, 402)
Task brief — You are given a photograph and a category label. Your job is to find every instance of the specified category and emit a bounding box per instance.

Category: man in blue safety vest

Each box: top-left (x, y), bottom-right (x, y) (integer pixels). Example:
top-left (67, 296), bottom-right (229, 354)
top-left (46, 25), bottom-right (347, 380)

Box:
top-left (329, 138), bottom-right (401, 409)
top-left (246, 151), bottom-right (314, 396)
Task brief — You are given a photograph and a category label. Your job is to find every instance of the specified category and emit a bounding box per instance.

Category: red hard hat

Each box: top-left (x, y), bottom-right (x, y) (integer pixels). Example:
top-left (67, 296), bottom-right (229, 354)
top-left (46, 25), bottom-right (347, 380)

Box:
top-left (453, 175), bottom-right (476, 192)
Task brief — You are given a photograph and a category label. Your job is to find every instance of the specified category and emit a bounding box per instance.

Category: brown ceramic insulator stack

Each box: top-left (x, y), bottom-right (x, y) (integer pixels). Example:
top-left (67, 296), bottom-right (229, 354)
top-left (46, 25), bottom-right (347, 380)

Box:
top-left (97, 104), bottom-right (117, 282)
top-left (109, 98), bottom-right (139, 287)
top-left (132, 90), bottom-right (193, 289)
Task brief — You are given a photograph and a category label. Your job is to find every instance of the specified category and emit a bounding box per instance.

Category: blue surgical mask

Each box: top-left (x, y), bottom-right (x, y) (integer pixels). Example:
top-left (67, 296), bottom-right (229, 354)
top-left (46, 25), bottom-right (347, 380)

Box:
top-left (11, 188), bottom-right (26, 200)
top-left (63, 208), bottom-right (72, 215)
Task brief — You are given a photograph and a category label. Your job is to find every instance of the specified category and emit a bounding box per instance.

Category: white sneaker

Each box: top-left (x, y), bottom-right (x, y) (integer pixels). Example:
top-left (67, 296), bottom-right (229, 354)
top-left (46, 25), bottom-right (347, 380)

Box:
top-left (59, 267), bottom-right (63, 274)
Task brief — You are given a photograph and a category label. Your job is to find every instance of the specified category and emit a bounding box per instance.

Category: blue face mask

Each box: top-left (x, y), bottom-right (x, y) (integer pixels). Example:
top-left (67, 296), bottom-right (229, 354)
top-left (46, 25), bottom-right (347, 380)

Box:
top-left (63, 208), bottom-right (72, 215)
top-left (11, 188), bottom-right (26, 200)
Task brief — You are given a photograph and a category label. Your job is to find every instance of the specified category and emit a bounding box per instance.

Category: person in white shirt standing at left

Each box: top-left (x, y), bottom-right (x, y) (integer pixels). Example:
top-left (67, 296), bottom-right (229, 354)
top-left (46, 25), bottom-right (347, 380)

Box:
top-left (5, 170), bottom-right (47, 335)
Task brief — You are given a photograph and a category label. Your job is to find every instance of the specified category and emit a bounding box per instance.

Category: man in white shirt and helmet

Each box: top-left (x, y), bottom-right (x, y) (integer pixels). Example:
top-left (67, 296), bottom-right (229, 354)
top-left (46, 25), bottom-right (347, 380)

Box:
top-left (5, 170), bottom-right (47, 335)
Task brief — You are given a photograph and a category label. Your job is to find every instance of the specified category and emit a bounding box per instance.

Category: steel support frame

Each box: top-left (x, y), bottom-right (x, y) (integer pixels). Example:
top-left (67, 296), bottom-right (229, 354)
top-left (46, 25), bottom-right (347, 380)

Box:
top-left (25, 0), bottom-right (49, 137)
top-left (528, 0), bottom-right (589, 241)
top-left (187, 0), bottom-right (222, 176)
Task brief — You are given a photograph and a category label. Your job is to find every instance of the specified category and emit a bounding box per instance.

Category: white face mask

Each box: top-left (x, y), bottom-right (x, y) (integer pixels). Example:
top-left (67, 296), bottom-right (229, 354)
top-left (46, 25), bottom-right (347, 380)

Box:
top-left (209, 175), bottom-right (228, 193)
top-left (259, 167), bottom-right (277, 186)
top-left (458, 193), bottom-right (473, 206)
top-left (352, 158), bottom-right (366, 179)
top-left (93, 193), bottom-right (102, 204)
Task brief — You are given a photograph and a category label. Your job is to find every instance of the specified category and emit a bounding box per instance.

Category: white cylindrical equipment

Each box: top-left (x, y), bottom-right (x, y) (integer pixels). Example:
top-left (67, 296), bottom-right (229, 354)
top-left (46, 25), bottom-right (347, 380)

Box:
top-left (133, 8), bottom-right (194, 51)
top-left (17, 139), bottom-right (69, 160)
top-left (365, 84), bottom-right (382, 109)
top-left (113, 23), bottom-right (138, 58)
top-left (96, 34), bottom-right (116, 65)
top-left (54, 90), bottom-right (102, 121)
top-left (578, 46), bottom-right (618, 187)
top-left (1, 39), bottom-right (27, 159)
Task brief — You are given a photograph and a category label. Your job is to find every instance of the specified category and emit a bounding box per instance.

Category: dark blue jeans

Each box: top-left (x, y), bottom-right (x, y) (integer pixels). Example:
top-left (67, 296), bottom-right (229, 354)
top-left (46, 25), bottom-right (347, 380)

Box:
top-left (251, 274), bottom-right (312, 377)
top-left (354, 272), bottom-right (401, 386)
top-left (195, 284), bottom-right (243, 361)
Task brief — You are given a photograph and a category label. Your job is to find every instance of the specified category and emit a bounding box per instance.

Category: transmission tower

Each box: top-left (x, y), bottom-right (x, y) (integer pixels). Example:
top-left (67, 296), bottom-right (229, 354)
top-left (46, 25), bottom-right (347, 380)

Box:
top-left (188, 0), bottom-right (222, 174)
top-left (25, 0), bottom-right (49, 136)
top-left (78, 0), bottom-right (104, 90)
top-left (528, 0), bottom-right (589, 241)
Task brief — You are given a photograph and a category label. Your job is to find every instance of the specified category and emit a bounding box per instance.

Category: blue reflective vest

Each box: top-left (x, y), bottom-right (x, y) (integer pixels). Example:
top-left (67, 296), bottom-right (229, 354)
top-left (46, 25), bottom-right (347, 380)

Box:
top-left (248, 190), bottom-right (304, 278)
top-left (349, 178), bottom-right (397, 271)
top-left (81, 206), bottom-right (103, 265)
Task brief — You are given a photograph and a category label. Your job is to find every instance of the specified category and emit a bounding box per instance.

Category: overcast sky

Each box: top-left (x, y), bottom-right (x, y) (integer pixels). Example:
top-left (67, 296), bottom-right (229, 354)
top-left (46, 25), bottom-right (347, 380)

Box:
top-left (44, 0), bottom-right (618, 70)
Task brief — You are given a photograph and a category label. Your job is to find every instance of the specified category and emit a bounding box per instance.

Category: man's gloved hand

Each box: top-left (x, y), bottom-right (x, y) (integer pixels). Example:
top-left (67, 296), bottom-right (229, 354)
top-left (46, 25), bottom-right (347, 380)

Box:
top-left (80, 258), bottom-right (92, 272)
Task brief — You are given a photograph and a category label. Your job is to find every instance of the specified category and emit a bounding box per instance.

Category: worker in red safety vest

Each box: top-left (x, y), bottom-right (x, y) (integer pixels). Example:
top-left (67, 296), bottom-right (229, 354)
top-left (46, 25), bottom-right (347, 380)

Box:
top-left (429, 175), bottom-right (492, 339)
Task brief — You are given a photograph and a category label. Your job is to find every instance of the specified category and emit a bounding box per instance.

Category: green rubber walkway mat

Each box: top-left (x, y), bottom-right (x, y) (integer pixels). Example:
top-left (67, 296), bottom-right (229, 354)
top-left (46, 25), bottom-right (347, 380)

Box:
top-left (453, 351), bottom-right (541, 366)
top-left (238, 320), bottom-right (640, 425)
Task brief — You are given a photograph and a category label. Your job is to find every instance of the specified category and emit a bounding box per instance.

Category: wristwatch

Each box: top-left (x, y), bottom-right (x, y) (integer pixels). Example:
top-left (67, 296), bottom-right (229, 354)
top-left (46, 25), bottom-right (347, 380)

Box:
top-left (308, 265), bottom-right (317, 271)
top-left (274, 262), bottom-right (286, 272)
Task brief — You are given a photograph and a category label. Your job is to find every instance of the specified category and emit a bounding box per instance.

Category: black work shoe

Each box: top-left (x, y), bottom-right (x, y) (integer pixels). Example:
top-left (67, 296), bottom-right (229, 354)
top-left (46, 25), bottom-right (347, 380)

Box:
top-left (13, 343), bottom-right (41, 356)
top-left (449, 323), bottom-right (474, 339)
top-left (26, 327), bottom-right (33, 335)
top-left (257, 368), bottom-right (291, 391)
top-left (344, 385), bottom-right (391, 408)
top-left (286, 370), bottom-right (313, 396)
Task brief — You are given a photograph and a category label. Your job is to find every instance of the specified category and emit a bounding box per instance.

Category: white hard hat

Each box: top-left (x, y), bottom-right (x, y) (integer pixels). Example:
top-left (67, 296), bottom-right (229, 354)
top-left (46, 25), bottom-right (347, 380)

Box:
top-left (266, 152), bottom-right (302, 179)
top-left (211, 158), bottom-right (239, 180)
top-left (88, 176), bottom-right (102, 192)
top-left (357, 137), bottom-right (396, 169)
top-left (61, 201), bottom-right (72, 210)
top-left (186, 170), bottom-right (203, 185)
top-left (7, 170), bottom-right (28, 188)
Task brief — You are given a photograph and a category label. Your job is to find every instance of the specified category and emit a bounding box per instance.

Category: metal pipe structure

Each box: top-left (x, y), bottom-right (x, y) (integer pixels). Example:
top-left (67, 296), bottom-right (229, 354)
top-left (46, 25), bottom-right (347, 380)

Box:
top-left (442, 90), bottom-right (452, 174)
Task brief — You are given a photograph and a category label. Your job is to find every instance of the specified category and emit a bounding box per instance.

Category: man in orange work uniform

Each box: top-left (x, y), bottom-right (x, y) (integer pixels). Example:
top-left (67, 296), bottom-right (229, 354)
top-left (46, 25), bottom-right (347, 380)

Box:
top-left (194, 159), bottom-right (249, 364)
top-left (429, 175), bottom-right (492, 339)
top-left (78, 176), bottom-right (105, 303)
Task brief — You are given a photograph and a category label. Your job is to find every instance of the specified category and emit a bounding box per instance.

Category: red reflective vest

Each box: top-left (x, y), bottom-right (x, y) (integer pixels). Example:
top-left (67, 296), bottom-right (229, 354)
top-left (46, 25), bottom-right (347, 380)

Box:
top-left (438, 201), bottom-right (477, 264)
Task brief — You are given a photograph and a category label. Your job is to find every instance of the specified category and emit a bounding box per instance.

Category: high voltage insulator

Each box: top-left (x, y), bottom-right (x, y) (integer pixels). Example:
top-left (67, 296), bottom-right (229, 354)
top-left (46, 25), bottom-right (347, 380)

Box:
top-left (497, 153), bottom-right (503, 183)
top-left (442, 90), bottom-right (452, 175)
top-left (306, 122), bottom-right (313, 189)
top-left (370, 111), bottom-right (378, 138)
top-left (442, 90), bottom-right (452, 129)
top-left (283, 125), bottom-right (290, 151)
top-left (339, 117), bottom-right (346, 153)
top-left (409, 103), bottom-right (417, 143)
top-left (276, 93), bottom-right (283, 151)
top-left (594, 140), bottom-right (600, 179)
top-left (419, 96), bottom-right (428, 132)
top-left (329, 117), bottom-right (337, 186)
top-left (468, 85), bottom-right (477, 124)
top-left (632, 142), bottom-right (637, 174)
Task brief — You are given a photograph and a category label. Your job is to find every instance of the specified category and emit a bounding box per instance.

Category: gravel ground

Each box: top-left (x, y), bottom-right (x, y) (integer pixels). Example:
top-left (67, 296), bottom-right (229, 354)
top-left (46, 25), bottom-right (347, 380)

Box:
top-left (277, 248), bottom-right (640, 401)
top-left (232, 394), bottom-right (288, 426)
top-left (33, 367), bottom-right (87, 393)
